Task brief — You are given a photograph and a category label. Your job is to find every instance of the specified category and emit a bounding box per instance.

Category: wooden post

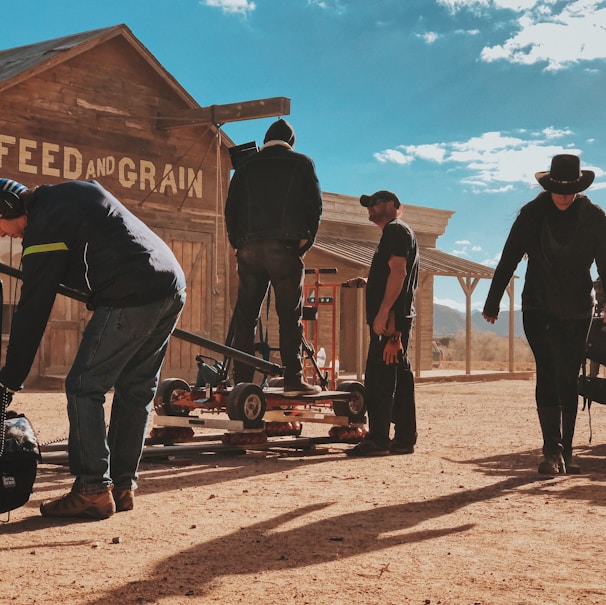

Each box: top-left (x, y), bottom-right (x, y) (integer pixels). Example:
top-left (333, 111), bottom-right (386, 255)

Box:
top-left (458, 276), bottom-right (480, 375)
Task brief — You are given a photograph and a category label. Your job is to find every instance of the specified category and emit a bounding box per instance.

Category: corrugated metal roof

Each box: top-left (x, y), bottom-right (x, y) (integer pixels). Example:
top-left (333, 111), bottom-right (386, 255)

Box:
top-left (314, 235), bottom-right (494, 278)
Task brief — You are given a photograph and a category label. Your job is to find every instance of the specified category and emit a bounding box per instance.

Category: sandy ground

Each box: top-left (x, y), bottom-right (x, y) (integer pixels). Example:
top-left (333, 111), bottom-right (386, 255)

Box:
top-left (2, 377), bottom-right (606, 605)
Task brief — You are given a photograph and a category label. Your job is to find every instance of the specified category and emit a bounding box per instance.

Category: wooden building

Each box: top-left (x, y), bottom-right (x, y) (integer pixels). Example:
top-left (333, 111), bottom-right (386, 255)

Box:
top-left (297, 193), bottom-right (495, 379)
top-left (0, 24), bottom-right (494, 388)
top-left (0, 24), bottom-right (241, 386)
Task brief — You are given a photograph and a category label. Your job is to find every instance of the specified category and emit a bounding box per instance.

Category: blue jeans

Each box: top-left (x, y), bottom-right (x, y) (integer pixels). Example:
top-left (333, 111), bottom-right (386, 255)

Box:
top-left (66, 289), bottom-right (186, 494)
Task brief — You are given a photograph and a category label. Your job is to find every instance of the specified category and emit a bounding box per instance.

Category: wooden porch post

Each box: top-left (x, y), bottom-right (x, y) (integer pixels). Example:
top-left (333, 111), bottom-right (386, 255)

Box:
top-left (457, 276), bottom-right (480, 375)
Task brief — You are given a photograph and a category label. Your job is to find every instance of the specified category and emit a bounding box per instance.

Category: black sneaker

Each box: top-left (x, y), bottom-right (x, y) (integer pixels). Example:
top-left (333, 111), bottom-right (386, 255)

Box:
top-left (345, 439), bottom-right (389, 457)
top-left (390, 439), bottom-right (415, 455)
top-left (283, 380), bottom-right (321, 396)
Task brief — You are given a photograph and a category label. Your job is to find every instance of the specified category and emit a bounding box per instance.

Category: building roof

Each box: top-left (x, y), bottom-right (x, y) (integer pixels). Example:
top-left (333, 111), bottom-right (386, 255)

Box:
top-left (0, 24), bottom-right (198, 107)
top-left (314, 235), bottom-right (495, 278)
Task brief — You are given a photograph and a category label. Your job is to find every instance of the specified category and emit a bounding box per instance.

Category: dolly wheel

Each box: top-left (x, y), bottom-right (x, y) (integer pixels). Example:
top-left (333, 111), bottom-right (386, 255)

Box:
top-left (333, 381), bottom-right (367, 424)
top-left (154, 378), bottom-right (192, 417)
top-left (226, 383), bottom-right (266, 429)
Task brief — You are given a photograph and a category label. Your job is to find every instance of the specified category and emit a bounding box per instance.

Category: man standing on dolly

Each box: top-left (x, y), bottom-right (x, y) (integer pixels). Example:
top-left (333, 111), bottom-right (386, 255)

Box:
top-left (225, 118), bottom-right (323, 396)
top-left (345, 190), bottom-right (419, 457)
top-left (0, 178), bottom-right (186, 519)
top-left (482, 154), bottom-right (606, 475)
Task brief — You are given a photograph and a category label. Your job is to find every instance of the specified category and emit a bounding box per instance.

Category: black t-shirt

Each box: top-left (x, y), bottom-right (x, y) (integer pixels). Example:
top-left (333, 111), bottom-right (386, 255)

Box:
top-left (366, 218), bottom-right (419, 331)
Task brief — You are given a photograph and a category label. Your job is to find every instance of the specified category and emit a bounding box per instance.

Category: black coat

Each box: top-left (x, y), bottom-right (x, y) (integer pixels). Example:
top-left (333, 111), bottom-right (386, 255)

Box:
top-left (224, 142), bottom-right (322, 254)
top-left (484, 191), bottom-right (606, 319)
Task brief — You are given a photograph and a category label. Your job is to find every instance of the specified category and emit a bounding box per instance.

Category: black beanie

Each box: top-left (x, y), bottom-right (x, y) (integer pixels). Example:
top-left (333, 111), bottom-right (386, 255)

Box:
top-left (263, 118), bottom-right (295, 146)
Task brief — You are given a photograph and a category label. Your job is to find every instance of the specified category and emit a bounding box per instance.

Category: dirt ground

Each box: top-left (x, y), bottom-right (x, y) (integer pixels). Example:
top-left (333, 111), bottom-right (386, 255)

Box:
top-left (3, 377), bottom-right (606, 605)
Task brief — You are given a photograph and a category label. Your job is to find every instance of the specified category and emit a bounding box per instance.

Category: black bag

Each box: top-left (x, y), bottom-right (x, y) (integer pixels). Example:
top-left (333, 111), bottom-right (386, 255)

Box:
top-left (1, 411), bottom-right (40, 515)
top-left (578, 374), bottom-right (606, 406)
top-left (585, 320), bottom-right (606, 365)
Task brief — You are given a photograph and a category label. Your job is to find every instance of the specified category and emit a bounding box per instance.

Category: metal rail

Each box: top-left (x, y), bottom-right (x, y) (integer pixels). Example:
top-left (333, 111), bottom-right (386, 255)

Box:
top-left (0, 262), bottom-right (284, 377)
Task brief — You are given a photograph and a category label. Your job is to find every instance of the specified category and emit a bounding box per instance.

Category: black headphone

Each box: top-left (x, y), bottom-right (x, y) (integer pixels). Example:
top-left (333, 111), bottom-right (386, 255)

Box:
top-left (0, 190), bottom-right (25, 219)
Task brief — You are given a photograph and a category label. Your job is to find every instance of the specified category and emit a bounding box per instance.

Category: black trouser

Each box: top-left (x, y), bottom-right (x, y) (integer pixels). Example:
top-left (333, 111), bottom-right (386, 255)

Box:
top-left (363, 319), bottom-right (417, 448)
top-left (523, 311), bottom-right (590, 456)
top-left (232, 240), bottom-right (304, 385)
top-left (523, 311), bottom-right (590, 413)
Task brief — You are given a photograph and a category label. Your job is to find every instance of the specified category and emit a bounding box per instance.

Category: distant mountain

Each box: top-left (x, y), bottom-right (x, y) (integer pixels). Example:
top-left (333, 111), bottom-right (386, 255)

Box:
top-left (433, 303), bottom-right (524, 338)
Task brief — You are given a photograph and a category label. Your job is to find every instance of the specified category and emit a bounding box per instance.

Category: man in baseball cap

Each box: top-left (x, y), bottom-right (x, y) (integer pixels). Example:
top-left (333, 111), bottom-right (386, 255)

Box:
top-left (344, 189), bottom-right (419, 457)
top-left (359, 190), bottom-right (401, 208)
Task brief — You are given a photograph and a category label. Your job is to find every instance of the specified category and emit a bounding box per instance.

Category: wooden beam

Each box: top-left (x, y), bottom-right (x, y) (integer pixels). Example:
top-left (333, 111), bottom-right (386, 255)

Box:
top-left (157, 97), bottom-right (291, 129)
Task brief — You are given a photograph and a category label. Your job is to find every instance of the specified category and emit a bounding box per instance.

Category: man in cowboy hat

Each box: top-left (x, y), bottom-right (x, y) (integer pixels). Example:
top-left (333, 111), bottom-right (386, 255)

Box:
top-left (482, 154), bottom-right (606, 475)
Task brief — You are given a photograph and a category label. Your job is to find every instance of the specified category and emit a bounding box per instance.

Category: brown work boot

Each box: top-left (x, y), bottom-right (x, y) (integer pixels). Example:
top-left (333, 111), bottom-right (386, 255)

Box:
top-left (40, 487), bottom-right (115, 520)
top-left (114, 489), bottom-right (135, 512)
top-left (283, 379), bottom-right (321, 396)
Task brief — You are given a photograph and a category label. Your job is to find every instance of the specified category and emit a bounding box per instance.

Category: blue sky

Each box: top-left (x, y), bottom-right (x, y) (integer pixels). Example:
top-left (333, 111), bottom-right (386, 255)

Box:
top-left (4, 0), bottom-right (606, 312)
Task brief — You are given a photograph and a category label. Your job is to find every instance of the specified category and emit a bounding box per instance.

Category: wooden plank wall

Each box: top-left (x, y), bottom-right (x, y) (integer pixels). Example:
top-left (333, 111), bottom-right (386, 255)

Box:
top-left (0, 35), bottom-right (234, 387)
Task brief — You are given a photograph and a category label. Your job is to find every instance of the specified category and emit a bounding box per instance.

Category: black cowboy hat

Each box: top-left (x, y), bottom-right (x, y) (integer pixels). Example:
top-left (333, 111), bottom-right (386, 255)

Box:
top-left (535, 154), bottom-right (594, 194)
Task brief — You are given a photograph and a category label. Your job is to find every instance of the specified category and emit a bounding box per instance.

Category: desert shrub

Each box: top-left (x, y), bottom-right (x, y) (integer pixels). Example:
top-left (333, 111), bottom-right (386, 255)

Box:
top-left (441, 331), bottom-right (534, 363)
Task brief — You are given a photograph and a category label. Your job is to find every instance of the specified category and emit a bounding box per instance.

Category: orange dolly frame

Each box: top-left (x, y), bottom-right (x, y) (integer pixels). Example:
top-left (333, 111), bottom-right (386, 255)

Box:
top-left (0, 263), bottom-right (367, 446)
top-left (153, 312), bottom-right (366, 443)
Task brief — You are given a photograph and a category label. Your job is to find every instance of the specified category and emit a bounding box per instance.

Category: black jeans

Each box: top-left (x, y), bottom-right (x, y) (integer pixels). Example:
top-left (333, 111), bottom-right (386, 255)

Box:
top-left (232, 240), bottom-right (304, 384)
top-left (523, 310), bottom-right (590, 413)
top-left (363, 319), bottom-right (417, 448)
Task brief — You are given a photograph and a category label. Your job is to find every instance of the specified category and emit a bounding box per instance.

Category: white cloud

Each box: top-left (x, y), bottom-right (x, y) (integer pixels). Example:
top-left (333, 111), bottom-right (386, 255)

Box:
top-left (436, 1), bottom-right (606, 70)
top-left (542, 127), bottom-right (572, 139)
top-left (480, 1), bottom-right (606, 71)
top-left (437, 0), bottom-right (490, 10)
top-left (421, 31), bottom-right (440, 44)
top-left (497, 0), bottom-right (538, 8)
top-left (403, 143), bottom-right (447, 163)
top-left (452, 241), bottom-right (482, 257)
top-left (374, 149), bottom-right (414, 165)
top-left (307, 0), bottom-right (346, 12)
top-left (375, 127), bottom-right (605, 192)
top-left (203, 0), bottom-right (256, 15)
top-left (481, 252), bottom-right (502, 267)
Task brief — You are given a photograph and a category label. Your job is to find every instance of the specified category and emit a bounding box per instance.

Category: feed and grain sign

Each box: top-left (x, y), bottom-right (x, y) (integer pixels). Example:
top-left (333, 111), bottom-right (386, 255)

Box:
top-left (0, 133), bottom-right (203, 198)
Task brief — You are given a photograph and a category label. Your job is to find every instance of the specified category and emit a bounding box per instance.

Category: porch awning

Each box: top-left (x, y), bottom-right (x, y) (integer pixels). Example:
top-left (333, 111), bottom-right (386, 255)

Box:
top-left (313, 236), bottom-right (494, 279)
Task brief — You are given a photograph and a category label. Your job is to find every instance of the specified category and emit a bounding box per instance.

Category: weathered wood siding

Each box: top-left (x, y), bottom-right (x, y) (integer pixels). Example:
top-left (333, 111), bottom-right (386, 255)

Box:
top-left (0, 32), bottom-right (234, 387)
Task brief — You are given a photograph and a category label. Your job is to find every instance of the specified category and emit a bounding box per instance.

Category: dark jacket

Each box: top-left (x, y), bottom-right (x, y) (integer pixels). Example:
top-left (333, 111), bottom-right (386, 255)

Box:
top-left (483, 191), bottom-right (606, 320)
top-left (0, 180), bottom-right (186, 390)
top-left (224, 141), bottom-right (322, 254)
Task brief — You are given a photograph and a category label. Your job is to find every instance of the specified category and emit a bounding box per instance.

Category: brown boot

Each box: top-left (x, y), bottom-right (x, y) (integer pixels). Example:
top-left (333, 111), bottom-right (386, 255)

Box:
top-left (40, 487), bottom-right (115, 519)
top-left (537, 407), bottom-right (565, 475)
top-left (538, 445), bottom-right (566, 475)
top-left (114, 489), bottom-right (134, 512)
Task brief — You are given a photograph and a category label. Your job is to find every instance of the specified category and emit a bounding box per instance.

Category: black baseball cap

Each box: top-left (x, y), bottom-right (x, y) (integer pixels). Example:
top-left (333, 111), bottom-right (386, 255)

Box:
top-left (359, 190), bottom-right (401, 208)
